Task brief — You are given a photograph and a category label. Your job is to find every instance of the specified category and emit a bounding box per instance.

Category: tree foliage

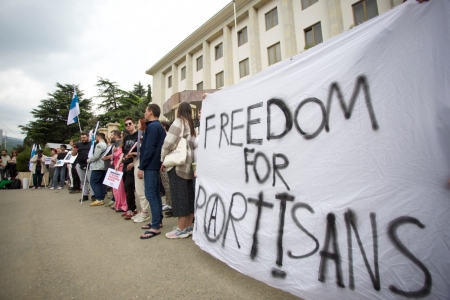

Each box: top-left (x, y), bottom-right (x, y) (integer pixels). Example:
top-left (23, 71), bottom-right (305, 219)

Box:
top-left (96, 78), bottom-right (152, 126)
top-left (19, 83), bottom-right (94, 145)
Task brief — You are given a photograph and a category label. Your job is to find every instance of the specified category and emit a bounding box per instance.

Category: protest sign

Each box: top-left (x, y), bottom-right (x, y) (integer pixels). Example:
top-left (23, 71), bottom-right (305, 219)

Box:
top-left (194, 1), bottom-right (450, 299)
top-left (44, 157), bottom-right (51, 165)
top-left (103, 168), bottom-right (123, 189)
top-left (55, 160), bottom-right (64, 167)
top-left (63, 152), bottom-right (77, 164)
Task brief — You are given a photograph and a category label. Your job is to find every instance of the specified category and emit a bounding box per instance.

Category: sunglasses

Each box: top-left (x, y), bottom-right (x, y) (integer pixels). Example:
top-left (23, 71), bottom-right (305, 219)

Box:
top-left (125, 122), bottom-right (133, 126)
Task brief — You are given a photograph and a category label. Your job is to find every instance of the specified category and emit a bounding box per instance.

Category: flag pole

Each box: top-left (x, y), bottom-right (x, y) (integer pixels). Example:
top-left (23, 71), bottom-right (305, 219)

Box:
top-left (77, 117), bottom-right (82, 133)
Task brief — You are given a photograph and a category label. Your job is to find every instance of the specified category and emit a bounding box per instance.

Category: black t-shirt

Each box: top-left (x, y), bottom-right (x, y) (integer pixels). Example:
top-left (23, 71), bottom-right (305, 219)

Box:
top-left (122, 131), bottom-right (138, 164)
top-left (75, 141), bottom-right (91, 165)
top-left (57, 152), bottom-right (66, 160)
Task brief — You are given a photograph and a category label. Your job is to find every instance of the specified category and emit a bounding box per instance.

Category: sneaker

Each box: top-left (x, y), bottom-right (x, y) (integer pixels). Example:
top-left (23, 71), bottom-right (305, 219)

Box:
top-left (165, 227), bottom-right (189, 239)
top-left (57, 187), bottom-right (62, 190)
top-left (37, 187), bottom-right (41, 189)
top-left (70, 189), bottom-right (81, 194)
top-left (131, 212), bottom-right (142, 220)
top-left (121, 211), bottom-right (130, 217)
top-left (49, 187), bottom-right (55, 190)
top-left (105, 200), bottom-right (115, 207)
top-left (164, 209), bottom-right (173, 217)
top-left (186, 226), bottom-right (193, 236)
top-left (123, 210), bottom-right (137, 219)
top-left (162, 204), bottom-right (172, 211)
top-left (32, 187), bottom-right (36, 189)
top-left (90, 200), bottom-right (105, 206)
top-left (133, 213), bottom-right (150, 223)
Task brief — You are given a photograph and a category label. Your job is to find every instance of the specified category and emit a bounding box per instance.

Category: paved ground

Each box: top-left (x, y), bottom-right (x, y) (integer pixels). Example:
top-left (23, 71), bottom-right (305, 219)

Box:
top-left (0, 188), bottom-right (299, 300)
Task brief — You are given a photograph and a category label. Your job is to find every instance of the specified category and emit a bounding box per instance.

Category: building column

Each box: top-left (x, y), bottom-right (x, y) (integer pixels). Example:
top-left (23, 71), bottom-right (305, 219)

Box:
top-left (248, 6), bottom-right (262, 75)
top-left (223, 26), bottom-right (234, 87)
top-left (203, 41), bottom-right (211, 89)
top-left (186, 53), bottom-right (193, 90)
top-left (171, 64), bottom-right (178, 94)
top-left (327, 0), bottom-right (344, 36)
top-left (159, 72), bottom-right (166, 107)
top-left (281, 0), bottom-right (298, 57)
top-left (152, 72), bottom-right (163, 108)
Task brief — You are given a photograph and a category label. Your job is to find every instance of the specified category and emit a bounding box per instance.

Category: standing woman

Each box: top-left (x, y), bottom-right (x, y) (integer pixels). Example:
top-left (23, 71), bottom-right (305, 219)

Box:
top-left (7, 150), bottom-right (18, 179)
top-left (48, 148), bottom-right (57, 188)
top-left (30, 150), bottom-right (47, 189)
top-left (161, 102), bottom-right (196, 239)
top-left (113, 138), bottom-right (128, 212)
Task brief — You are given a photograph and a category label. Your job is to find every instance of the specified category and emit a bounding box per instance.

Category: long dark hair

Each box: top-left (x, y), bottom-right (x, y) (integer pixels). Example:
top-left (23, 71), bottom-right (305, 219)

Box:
top-left (177, 102), bottom-right (196, 137)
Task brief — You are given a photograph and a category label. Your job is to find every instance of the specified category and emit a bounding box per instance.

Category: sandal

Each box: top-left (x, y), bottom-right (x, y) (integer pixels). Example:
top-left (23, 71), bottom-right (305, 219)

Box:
top-left (140, 230), bottom-right (161, 239)
top-left (141, 223), bottom-right (163, 230)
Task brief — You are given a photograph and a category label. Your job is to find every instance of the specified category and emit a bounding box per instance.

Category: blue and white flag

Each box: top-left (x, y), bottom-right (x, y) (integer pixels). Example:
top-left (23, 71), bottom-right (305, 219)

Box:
top-left (28, 144), bottom-right (36, 171)
top-left (88, 121), bottom-right (99, 159)
top-left (67, 88), bottom-right (80, 125)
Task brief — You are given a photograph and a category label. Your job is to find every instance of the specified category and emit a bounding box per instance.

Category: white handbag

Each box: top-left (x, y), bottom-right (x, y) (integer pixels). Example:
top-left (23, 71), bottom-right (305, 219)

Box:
top-left (163, 122), bottom-right (187, 168)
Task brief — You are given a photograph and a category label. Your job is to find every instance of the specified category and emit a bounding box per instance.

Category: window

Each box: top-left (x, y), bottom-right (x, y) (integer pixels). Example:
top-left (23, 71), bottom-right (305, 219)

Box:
top-left (267, 43), bottom-right (281, 66)
top-left (265, 7), bottom-right (278, 31)
top-left (353, 0), bottom-right (378, 25)
top-left (238, 27), bottom-right (248, 46)
top-left (197, 82), bottom-right (203, 90)
top-left (216, 71), bottom-right (224, 88)
top-left (168, 76), bottom-right (172, 88)
top-left (304, 22), bottom-right (323, 48)
top-left (215, 43), bottom-right (223, 60)
top-left (180, 66), bottom-right (186, 81)
top-left (239, 58), bottom-right (249, 78)
top-left (301, 0), bottom-right (318, 10)
top-left (197, 56), bottom-right (203, 71)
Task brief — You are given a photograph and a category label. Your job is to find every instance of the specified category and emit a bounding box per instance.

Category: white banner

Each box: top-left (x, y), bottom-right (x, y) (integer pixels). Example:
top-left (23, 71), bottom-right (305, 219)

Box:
top-left (194, 1), bottom-right (450, 299)
top-left (102, 168), bottom-right (123, 189)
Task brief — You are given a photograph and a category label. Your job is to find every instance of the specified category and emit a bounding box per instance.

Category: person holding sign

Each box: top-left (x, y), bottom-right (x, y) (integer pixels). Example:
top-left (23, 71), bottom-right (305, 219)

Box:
top-left (112, 135), bottom-right (128, 212)
top-left (30, 150), bottom-right (47, 189)
top-left (121, 117), bottom-right (139, 219)
top-left (47, 149), bottom-right (57, 188)
top-left (160, 102), bottom-right (196, 239)
top-left (88, 132), bottom-right (108, 206)
top-left (138, 104), bottom-right (166, 239)
top-left (51, 145), bottom-right (68, 190)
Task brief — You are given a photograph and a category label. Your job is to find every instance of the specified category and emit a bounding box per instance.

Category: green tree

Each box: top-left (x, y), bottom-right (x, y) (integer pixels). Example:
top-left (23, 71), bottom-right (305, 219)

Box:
top-left (96, 78), bottom-right (143, 126)
top-left (132, 82), bottom-right (146, 98)
top-left (146, 84), bottom-right (152, 103)
top-left (19, 83), bottom-right (93, 145)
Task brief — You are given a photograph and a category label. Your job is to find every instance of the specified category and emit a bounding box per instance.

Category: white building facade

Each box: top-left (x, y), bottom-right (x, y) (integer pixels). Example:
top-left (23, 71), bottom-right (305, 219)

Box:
top-left (146, 0), bottom-right (404, 119)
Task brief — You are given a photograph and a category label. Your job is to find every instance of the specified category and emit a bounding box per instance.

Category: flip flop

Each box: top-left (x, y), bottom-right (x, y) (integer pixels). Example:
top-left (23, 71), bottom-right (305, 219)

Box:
top-left (141, 223), bottom-right (163, 230)
top-left (140, 231), bottom-right (161, 239)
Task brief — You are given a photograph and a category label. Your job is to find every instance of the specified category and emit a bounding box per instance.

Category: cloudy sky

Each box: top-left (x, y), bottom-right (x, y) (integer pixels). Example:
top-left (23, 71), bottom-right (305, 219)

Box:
top-left (0, 0), bottom-right (230, 140)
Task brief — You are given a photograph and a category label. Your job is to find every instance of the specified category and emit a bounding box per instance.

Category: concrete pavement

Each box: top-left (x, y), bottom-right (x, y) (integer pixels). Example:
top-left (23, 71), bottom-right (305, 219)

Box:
top-left (0, 188), bottom-right (299, 300)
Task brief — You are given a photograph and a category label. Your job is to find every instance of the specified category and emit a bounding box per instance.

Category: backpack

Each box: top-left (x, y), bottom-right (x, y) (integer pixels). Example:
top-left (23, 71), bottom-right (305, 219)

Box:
top-left (8, 179), bottom-right (21, 189)
top-left (0, 179), bottom-right (12, 189)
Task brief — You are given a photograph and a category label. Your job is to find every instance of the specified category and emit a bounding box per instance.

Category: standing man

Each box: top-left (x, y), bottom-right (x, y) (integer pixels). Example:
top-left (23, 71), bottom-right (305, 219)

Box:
top-left (138, 104), bottom-right (166, 239)
top-left (72, 132), bottom-right (93, 202)
top-left (122, 117), bottom-right (139, 218)
top-left (88, 132), bottom-right (108, 206)
top-left (0, 150), bottom-right (10, 180)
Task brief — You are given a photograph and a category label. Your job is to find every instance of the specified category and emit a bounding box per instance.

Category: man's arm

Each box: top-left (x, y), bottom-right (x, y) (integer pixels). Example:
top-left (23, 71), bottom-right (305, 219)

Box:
top-left (87, 144), bottom-right (105, 163)
top-left (139, 125), bottom-right (158, 170)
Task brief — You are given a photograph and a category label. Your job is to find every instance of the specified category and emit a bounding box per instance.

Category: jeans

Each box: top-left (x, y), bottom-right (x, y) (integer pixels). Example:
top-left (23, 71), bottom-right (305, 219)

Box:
top-left (33, 168), bottom-right (43, 187)
top-left (144, 170), bottom-right (163, 230)
top-left (90, 170), bottom-right (107, 201)
top-left (0, 169), bottom-right (5, 180)
top-left (53, 166), bottom-right (66, 188)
